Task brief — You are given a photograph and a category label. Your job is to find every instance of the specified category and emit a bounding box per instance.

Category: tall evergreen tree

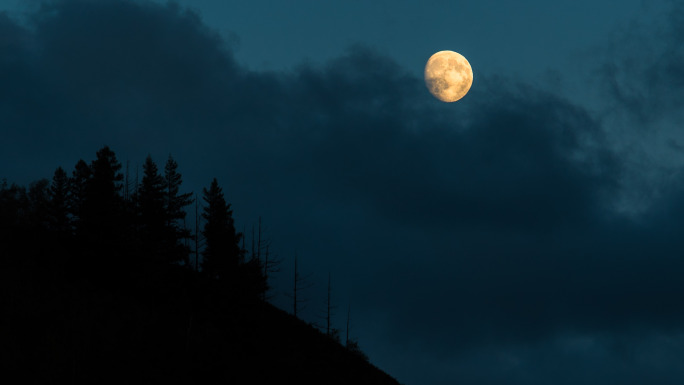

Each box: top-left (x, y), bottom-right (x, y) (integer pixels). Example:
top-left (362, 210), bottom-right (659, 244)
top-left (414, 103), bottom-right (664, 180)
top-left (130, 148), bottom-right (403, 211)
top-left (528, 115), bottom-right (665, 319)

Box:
top-left (25, 179), bottom-right (52, 266)
top-left (27, 179), bottom-right (50, 230)
top-left (89, 146), bottom-right (124, 203)
top-left (138, 155), bottom-right (166, 263)
top-left (70, 148), bottom-right (123, 238)
top-left (83, 147), bottom-right (123, 229)
top-left (164, 155), bottom-right (193, 264)
top-left (0, 180), bottom-right (28, 264)
top-left (48, 167), bottom-right (71, 234)
top-left (201, 178), bottom-right (241, 280)
top-left (68, 159), bottom-right (91, 228)
top-left (79, 146), bottom-right (125, 274)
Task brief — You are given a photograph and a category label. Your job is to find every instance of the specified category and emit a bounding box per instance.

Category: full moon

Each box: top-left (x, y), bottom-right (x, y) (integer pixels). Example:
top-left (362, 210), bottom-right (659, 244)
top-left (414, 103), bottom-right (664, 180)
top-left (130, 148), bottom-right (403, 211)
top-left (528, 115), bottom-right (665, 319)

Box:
top-left (424, 51), bottom-right (473, 102)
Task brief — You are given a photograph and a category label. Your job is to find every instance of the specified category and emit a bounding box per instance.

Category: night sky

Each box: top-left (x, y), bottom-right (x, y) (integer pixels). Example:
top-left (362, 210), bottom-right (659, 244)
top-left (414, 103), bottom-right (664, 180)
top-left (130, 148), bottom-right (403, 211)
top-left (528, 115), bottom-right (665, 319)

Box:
top-left (2, 1), bottom-right (684, 384)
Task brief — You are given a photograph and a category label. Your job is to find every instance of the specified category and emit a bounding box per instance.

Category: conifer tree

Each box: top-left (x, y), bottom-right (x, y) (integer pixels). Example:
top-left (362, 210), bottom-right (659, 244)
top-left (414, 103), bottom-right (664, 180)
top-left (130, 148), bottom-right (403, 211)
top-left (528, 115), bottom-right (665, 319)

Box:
top-left (79, 146), bottom-right (124, 235)
top-left (68, 159), bottom-right (91, 228)
top-left (0, 180), bottom-right (28, 262)
top-left (201, 178), bottom-right (241, 280)
top-left (164, 155), bottom-right (193, 264)
top-left (80, 146), bottom-right (125, 270)
top-left (88, 146), bottom-right (124, 206)
top-left (27, 179), bottom-right (50, 230)
top-left (138, 155), bottom-right (166, 263)
top-left (48, 167), bottom-right (70, 234)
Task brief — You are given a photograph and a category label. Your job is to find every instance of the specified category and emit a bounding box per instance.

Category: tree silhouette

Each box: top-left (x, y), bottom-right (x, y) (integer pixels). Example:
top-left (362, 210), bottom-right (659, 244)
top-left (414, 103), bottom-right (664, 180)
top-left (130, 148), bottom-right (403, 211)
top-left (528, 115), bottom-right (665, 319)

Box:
top-left (0, 180), bottom-right (28, 261)
top-left (87, 146), bottom-right (124, 215)
top-left (193, 192), bottom-right (203, 271)
top-left (201, 178), bottom-right (241, 281)
top-left (164, 155), bottom-right (193, 265)
top-left (344, 303), bottom-right (368, 361)
top-left (247, 217), bottom-right (278, 300)
top-left (79, 146), bottom-right (125, 277)
top-left (288, 252), bottom-right (313, 318)
top-left (138, 155), bottom-right (166, 263)
top-left (27, 178), bottom-right (50, 230)
top-left (68, 159), bottom-right (91, 232)
top-left (74, 147), bottom-right (124, 237)
top-left (240, 230), bottom-right (267, 299)
top-left (48, 167), bottom-right (71, 235)
top-left (261, 243), bottom-right (281, 300)
top-left (326, 272), bottom-right (336, 337)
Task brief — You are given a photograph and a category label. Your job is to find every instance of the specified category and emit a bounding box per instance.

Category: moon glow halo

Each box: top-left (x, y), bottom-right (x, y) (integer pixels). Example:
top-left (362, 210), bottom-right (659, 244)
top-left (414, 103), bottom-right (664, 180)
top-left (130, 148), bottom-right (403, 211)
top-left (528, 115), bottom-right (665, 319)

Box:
top-left (424, 51), bottom-right (473, 102)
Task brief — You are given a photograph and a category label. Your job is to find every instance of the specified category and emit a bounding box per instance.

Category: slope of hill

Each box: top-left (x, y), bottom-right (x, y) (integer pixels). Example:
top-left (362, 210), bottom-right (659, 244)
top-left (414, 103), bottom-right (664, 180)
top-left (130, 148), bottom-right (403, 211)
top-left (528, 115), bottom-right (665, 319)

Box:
top-left (0, 149), bottom-right (402, 384)
top-left (2, 261), bottom-right (401, 385)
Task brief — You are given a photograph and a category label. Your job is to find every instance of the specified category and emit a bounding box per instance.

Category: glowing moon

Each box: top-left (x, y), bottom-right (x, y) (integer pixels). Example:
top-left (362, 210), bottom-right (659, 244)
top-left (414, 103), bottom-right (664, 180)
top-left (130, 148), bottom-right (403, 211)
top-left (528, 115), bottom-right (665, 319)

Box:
top-left (424, 51), bottom-right (473, 102)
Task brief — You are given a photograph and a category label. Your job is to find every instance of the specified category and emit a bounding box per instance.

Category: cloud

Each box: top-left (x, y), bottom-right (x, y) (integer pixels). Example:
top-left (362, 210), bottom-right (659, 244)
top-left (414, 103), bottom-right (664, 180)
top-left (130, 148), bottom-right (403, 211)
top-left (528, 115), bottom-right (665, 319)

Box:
top-left (592, 1), bottom-right (684, 213)
top-left (599, 3), bottom-right (684, 125)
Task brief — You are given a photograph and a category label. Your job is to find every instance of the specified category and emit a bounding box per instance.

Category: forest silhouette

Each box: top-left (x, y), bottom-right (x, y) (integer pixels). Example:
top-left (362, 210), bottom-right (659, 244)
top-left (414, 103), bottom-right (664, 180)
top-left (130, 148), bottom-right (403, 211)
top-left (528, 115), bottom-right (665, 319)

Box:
top-left (0, 146), bottom-right (400, 384)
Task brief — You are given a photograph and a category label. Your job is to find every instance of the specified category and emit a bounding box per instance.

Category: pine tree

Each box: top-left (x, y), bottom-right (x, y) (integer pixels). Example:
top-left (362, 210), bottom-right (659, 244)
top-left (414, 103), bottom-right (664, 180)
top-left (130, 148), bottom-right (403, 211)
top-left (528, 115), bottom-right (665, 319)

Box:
top-left (79, 146), bottom-right (125, 275)
top-left (80, 146), bottom-right (124, 235)
top-left (48, 167), bottom-right (71, 234)
top-left (138, 155), bottom-right (166, 263)
top-left (68, 159), bottom-right (91, 228)
top-left (27, 179), bottom-right (50, 230)
top-left (88, 146), bottom-right (124, 205)
top-left (164, 155), bottom-right (193, 265)
top-left (0, 180), bottom-right (28, 263)
top-left (201, 178), bottom-right (241, 281)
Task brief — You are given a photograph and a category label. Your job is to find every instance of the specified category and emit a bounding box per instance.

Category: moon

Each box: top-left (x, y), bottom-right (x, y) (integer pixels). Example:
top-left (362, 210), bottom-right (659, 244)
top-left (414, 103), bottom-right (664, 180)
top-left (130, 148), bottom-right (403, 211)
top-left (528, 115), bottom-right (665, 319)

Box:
top-left (424, 51), bottom-right (473, 102)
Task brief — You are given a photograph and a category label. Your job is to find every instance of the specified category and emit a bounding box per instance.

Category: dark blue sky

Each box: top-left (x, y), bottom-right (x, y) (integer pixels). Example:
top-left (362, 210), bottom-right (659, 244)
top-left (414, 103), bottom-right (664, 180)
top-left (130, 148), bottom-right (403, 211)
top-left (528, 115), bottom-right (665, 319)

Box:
top-left (2, 1), bottom-right (684, 384)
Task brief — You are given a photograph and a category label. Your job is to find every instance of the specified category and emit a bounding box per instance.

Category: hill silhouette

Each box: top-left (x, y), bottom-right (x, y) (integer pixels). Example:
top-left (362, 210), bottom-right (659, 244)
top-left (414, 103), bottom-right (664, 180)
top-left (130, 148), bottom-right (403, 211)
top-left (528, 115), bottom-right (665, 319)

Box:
top-left (2, 263), bottom-right (401, 384)
top-left (0, 147), bottom-right (402, 385)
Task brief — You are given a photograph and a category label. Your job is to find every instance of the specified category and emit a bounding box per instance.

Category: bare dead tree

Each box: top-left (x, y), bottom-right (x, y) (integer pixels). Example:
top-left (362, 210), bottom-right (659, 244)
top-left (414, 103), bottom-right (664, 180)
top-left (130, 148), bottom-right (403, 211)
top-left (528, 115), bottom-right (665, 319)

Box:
top-left (262, 244), bottom-right (281, 300)
top-left (346, 302), bottom-right (351, 346)
top-left (260, 233), bottom-right (281, 301)
top-left (343, 301), bottom-right (367, 360)
top-left (326, 272), bottom-right (336, 336)
top-left (252, 217), bottom-right (269, 261)
top-left (294, 252), bottom-right (299, 317)
top-left (246, 217), bottom-right (281, 301)
top-left (286, 251), bottom-right (312, 318)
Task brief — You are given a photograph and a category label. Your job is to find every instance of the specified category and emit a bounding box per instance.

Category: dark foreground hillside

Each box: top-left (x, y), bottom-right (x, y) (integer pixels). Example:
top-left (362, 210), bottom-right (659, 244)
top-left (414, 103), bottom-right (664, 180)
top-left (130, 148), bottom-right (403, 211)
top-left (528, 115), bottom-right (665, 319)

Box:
top-left (0, 148), bottom-right (401, 384)
top-left (1, 261), bottom-right (401, 385)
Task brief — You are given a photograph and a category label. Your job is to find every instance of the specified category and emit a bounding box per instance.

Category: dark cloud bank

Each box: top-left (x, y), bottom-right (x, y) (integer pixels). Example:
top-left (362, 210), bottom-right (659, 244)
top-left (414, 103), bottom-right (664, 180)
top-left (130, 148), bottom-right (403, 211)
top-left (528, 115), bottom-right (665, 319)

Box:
top-left (3, 1), bottom-right (684, 384)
